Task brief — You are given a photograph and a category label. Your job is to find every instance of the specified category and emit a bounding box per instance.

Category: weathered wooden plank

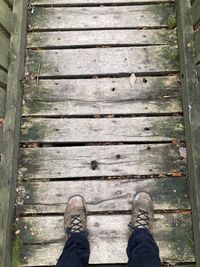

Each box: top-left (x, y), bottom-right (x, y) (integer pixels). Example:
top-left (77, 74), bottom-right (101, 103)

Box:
top-left (0, 0), bottom-right (28, 266)
top-left (197, 64), bottom-right (200, 79)
top-left (20, 116), bottom-right (184, 143)
top-left (0, 0), bottom-right (12, 33)
top-left (27, 29), bottom-right (177, 48)
top-left (23, 76), bottom-right (182, 116)
top-left (3, 0), bottom-right (13, 8)
top-left (28, 5), bottom-right (176, 30)
top-left (195, 30), bottom-right (200, 64)
top-left (17, 177), bottom-right (190, 215)
top-left (0, 87), bottom-right (6, 116)
top-left (0, 117), bottom-right (4, 155)
top-left (17, 214), bottom-right (194, 265)
top-left (0, 31), bottom-right (10, 70)
top-left (176, 0), bottom-right (200, 266)
top-left (27, 46), bottom-right (179, 77)
top-left (29, 0), bottom-right (174, 5)
top-left (191, 0), bottom-right (200, 25)
top-left (18, 144), bottom-right (186, 179)
top-left (0, 68), bottom-right (7, 88)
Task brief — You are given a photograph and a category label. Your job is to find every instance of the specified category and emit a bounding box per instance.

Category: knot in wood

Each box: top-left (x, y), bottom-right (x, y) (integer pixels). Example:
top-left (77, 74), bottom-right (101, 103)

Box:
top-left (91, 160), bottom-right (99, 170)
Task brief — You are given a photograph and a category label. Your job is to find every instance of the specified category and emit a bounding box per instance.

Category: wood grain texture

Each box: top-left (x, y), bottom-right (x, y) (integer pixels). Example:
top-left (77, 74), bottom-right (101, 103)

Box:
top-left (3, 0), bottom-right (13, 8)
top-left (195, 29), bottom-right (200, 64)
top-left (27, 29), bottom-right (177, 48)
top-left (18, 214), bottom-right (194, 265)
top-left (177, 0), bottom-right (200, 266)
top-left (23, 76), bottom-right (182, 116)
top-left (26, 46), bottom-right (179, 77)
top-left (0, 1), bottom-right (28, 266)
top-left (29, 0), bottom-right (174, 5)
top-left (18, 144), bottom-right (186, 179)
top-left (0, 0), bottom-right (12, 33)
top-left (191, 0), bottom-right (200, 25)
top-left (0, 68), bottom-right (7, 88)
top-left (28, 5), bottom-right (175, 30)
top-left (17, 177), bottom-right (190, 215)
top-left (0, 31), bottom-right (10, 70)
top-left (0, 87), bottom-right (6, 116)
top-left (20, 116), bottom-right (184, 143)
top-left (197, 64), bottom-right (200, 79)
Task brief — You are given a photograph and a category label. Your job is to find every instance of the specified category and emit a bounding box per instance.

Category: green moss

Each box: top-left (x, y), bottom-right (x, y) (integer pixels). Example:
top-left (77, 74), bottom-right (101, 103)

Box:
top-left (171, 215), bottom-right (194, 261)
top-left (12, 237), bottom-right (21, 267)
top-left (168, 16), bottom-right (177, 28)
top-left (160, 46), bottom-right (180, 70)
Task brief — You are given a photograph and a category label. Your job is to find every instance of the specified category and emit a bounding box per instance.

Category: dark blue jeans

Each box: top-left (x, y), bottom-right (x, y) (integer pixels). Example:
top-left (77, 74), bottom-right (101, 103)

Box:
top-left (56, 229), bottom-right (162, 267)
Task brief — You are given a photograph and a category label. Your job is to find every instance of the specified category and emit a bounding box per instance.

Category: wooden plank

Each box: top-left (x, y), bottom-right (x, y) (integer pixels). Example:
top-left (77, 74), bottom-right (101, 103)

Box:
top-left (17, 214), bottom-right (194, 265)
top-left (176, 1), bottom-right (200, 266)
top-left (197, 64), bottom-right (200, 79)
top-left (0, 30), bottom-right (10, 70)
top-left (195, 30), bottom-right (200, 64)
top-left (0, 68), bottom-right (7, 88)
top-left (23, 76), bottom-right (182, 116)
top-left (191, 0), bottom-right (200, 25)
top-left (20, 116), bottom-right (184, 143)
top-left (0, 0), bottom-right (12, 34)
top-left (0, 0), bottom-right (28, 266)
top-left (0, 117), bottom-right (4, 155)
top-left (27, 29), bottom-right (177, 48)
top-left (29, 0), bottom-right (175, 5)
top-left (17, 177), bottom-right (190, 215)
top-left (28, 5), bottom-right (176, 30)
top-left (26, 46), bottom-right (179, 77)
top-left (18, 144), bottom-right (186, 179)
top-left (3, 0), bottom-right (13, 8)
top-left (0, 87), bottom-right (6, 116)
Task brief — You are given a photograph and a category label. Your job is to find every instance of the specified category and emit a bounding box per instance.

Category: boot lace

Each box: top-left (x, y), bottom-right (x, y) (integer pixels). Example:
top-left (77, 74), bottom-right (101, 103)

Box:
top-left (128, 208), bottom-right (150, 230)
top-left (67, 214), bottom-right (84, 235)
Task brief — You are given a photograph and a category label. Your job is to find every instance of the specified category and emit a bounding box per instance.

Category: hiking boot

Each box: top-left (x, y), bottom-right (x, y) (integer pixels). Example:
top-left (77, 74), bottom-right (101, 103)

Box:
top-left (64, 195), bottom-right (87, 240)
top-left (129, 192), bottom-right (154, 234)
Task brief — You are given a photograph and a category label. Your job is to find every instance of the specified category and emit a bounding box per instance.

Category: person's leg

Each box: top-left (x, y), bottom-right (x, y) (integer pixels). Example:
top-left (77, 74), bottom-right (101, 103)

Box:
top-left (56, 196), bottom-right (90, 267)
top-left (127, 192), bottom-right (162, 267)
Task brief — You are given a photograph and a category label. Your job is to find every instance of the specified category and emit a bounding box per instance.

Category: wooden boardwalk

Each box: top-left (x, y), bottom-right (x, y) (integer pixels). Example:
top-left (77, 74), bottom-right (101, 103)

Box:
top-left (16, 0), bottom-right (195, 266)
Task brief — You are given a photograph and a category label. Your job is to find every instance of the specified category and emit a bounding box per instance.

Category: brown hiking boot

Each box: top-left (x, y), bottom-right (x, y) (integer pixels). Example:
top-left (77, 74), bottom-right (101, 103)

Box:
top-left (64, 195), bottom-right (87, 240)
top-left (129, 192), bottom-right (154, 234)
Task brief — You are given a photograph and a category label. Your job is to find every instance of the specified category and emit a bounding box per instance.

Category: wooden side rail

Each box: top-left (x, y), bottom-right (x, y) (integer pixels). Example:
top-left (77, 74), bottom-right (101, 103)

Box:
top-left (177, 1), bottom-right (200, 266)
top-left (0, 0), bottom-right (28, 266)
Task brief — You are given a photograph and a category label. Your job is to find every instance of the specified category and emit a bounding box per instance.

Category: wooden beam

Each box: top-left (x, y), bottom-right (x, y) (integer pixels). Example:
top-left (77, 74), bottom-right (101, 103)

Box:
top-left (176, 0), bottom-right (200, 266)
top-left (0, 1), bottom-right (28, 267)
